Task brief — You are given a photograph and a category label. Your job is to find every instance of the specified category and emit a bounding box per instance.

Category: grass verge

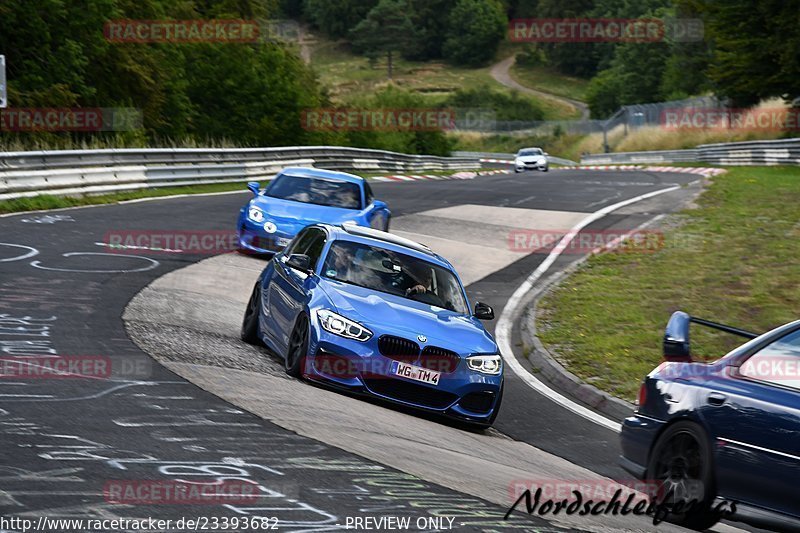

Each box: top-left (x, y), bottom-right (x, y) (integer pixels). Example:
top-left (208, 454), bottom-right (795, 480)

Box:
top-left (0, 168), bottom-right (483, 215)
top-left (509, 64), bottom-right (589, 102)
top-left (535, 166), bottom-right (800, 402)
top-left (0, 182), bottom-right (254, 215)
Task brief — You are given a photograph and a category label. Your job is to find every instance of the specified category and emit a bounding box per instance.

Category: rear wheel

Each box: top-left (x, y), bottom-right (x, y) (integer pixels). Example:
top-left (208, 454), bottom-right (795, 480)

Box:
top-left (240, 282), bottom-right (263, 345)
top-left (285, 314), bottom-right (309, 378)
top-left (646, 421), bottom-right (719, 531)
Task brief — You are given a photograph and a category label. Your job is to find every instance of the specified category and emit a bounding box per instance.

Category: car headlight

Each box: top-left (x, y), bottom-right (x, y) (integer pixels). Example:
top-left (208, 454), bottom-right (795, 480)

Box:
top-left (318, 310), bottom-right (372, 342)
top-left (467, 354), bottom-right (502, 375)
top-left (248, 206), bottom-right (265, 223)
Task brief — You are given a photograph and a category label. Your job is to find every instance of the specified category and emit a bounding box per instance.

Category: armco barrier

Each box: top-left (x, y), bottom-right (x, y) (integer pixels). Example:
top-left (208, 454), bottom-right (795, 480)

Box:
top-left (0, 147), bottom-right (479, 200)
top-left (581, 138), bottom-right (800, 166)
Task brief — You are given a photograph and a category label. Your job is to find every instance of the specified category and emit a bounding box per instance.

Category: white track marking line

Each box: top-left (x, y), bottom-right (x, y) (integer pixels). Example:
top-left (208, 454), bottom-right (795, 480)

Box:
top-left (496, 185), bottom-right (680, 434)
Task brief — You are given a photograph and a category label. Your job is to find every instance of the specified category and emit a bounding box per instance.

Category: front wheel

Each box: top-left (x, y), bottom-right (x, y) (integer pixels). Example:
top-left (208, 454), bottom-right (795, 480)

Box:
top-left (285, 314), bottom-right (309, 378)
top-left (383, 215), bottom-right (391, 232)
top-left (646, 421), bottom-right (719, 531)
top-left (541, 166), bottom-right (549, 172)
top-left (241, 282), bottom-right (263, 346)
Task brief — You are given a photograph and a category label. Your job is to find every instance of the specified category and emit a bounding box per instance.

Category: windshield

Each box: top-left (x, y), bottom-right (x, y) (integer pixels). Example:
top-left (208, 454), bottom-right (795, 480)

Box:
top-left (519, 149), bottom-right (543, 156)
top-left (321, 240), bottom-right (469, 315)
top-left (265, 174), bottom-right (362, 209)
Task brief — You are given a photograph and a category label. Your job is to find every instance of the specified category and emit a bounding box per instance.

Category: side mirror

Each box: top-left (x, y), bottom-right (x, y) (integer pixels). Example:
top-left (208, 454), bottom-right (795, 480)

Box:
top-left (286, 254), bottom-right (311, 273)
top-left (474, 302), bottom-right (495, 321)
top-left (373, 199), bottom-right (387, 209)
top-left (663, 311), bottom-right (692, 362)
top-left (544, 152), bottom-right (550, 156)
top-left (247, 181), bottom-right (260, 196)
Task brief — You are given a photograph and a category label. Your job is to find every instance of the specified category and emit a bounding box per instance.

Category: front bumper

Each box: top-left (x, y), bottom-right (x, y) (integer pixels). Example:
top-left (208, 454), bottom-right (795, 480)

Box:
top-left (516, 161), bottom-right (548, 171)
top-left (303, 329), bottom-right (503, 425)
top-left (619, 413), bottom-right (666, 479)
top-left (238, 219), bottom-right (295, 254)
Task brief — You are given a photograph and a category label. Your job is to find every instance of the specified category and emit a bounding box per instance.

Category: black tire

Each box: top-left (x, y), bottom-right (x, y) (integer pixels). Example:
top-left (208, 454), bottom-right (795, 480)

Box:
top-left (542, 166), bottom-right (549, 172)
top-left (285, 314), bottom-right (309, 378)
top-left (383, 215), bottom-right (391, 233)
top-left (646, 421), bottom-right (720, 531)
top-left (241, 282), bottom-right (264, 345)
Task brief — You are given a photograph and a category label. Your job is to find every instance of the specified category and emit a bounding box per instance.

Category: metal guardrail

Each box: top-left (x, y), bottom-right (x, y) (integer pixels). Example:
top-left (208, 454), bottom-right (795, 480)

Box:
top-left (0, 146), bottom-right (479, 200)
top-left (581, 138), bottom-right (800, 166)
top-left (453, 151), bottom-right (577, 166)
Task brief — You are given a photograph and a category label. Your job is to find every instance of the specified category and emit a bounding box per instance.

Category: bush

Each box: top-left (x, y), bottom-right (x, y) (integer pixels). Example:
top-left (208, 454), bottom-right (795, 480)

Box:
top-left (445, 86), bottom-right (545, 122)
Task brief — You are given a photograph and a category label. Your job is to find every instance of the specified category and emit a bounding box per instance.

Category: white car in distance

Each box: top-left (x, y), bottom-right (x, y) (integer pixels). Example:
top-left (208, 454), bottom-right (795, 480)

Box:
top-left (514, 147), bottom-right (549, 173)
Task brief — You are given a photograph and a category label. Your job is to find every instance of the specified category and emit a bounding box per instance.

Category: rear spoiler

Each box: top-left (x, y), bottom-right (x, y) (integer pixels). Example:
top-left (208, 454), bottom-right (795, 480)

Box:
top-left (663, 311), bottom-right (759, 362)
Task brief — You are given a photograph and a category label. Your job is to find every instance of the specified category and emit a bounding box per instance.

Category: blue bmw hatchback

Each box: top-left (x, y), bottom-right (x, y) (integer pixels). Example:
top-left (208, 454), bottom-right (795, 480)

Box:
top-left (237, 167), bottom-right (391, 254)
top-left (241, 223), bottom-right (504, 428)
top-left (620, 311), bottom-right (800, 531)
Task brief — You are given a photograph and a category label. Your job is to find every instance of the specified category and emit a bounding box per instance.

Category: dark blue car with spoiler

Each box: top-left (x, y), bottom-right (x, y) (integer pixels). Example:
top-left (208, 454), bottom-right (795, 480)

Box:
top-left (620, 311), bottom-right (800, 531)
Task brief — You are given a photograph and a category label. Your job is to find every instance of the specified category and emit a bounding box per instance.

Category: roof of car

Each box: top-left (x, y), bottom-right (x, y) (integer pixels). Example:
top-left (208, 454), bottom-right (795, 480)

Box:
top-left (280, 167), bottom-right (365, 185)
top-left (317, 224), bottom-right (455, 270)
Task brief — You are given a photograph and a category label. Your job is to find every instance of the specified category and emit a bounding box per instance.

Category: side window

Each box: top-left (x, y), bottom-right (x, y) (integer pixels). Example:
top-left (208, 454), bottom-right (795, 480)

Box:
top-left (303, 230), bottom-right (327, 272)
top-left (285, 228), bottom-right (315, 256)
top-left (739, 329), bottom-right (800, 392)
top-left (364, 182), bottom-right (374, 207)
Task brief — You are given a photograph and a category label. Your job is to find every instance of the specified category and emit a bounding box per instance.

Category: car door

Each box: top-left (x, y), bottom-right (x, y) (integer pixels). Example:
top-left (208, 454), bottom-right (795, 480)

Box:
top-left (269, 228), bottom-right (327, 353)
top-left (700, 327), bottom-right (800, 517)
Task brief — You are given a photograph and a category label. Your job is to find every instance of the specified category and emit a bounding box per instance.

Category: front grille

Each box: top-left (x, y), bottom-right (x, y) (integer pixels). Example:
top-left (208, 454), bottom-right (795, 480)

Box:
top-left (420, 346), bottom-right (460, 373)
top-left (378, 335), bottom-right (420, 363)
top-left (458, 391), bottom-right (496, 414)
top-left (363, 373), bottom-right (458, 409)
top-left (251, 235), bottom-right (283, 252)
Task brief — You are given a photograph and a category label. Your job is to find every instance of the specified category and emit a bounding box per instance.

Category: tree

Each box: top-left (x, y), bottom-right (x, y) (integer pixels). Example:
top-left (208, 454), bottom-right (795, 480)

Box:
top-left (442, 0), bottom-right (507, 66)
top-left (404, 0), bottom-right (457, 60)
top-left (349, 0), bottom-right (415, 80)
top-left (683, 0), bottom-right (800, 106)
top-left (304, 0), bottom-right (379, 39)
top-left (585, 41), bottom-right (670, 118)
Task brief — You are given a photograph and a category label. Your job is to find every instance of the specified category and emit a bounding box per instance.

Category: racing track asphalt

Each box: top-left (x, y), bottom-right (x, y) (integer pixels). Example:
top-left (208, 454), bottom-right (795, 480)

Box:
top-left (0, 169), bottom-right (740, 532)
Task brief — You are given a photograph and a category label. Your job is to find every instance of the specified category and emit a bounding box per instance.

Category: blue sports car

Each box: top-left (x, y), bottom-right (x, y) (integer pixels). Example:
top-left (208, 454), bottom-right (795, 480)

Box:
top-left (620, 311), bottom-right (800, 531)
top-left (240, 223), bottom-right (504, 428)
top-left (237, 167), bottom-right (391, 254)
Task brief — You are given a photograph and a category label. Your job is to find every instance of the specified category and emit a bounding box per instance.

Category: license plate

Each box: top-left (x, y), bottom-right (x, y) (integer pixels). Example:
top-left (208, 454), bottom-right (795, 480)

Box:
top-left (277, 237), bottom-right (292, 247)
top-left (392, 361), bottom-right (440, 386)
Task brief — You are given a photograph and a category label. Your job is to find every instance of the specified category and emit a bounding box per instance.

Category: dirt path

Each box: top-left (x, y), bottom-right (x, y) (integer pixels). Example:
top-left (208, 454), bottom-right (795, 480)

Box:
top-left (490, 55), bottom-right (590, 120)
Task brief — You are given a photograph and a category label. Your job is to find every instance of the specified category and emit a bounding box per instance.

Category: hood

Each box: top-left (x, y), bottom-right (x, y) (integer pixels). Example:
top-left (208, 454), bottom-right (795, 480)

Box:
top-left (517, 155), bottom-right (546, 163)
top-left (251, 195), bottom-right (358, 226)
top-left (319, 279), bottom-right (497, 355)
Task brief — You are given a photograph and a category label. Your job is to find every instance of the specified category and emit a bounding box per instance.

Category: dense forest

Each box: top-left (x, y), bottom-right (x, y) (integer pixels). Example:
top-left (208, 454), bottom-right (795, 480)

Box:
top-left (0, 0), bottom-right (797, 151)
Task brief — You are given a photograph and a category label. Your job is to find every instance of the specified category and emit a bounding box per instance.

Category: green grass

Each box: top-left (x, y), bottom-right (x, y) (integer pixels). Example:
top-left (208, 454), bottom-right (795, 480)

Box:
top-left (309, 38), bottom-right (576, 121)
top-left (535, 166), bottom-right (800, 401)
top-left (0, 182), bottom-right (257, 215)
top-left (510, 65), bottom-right (589, 102)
